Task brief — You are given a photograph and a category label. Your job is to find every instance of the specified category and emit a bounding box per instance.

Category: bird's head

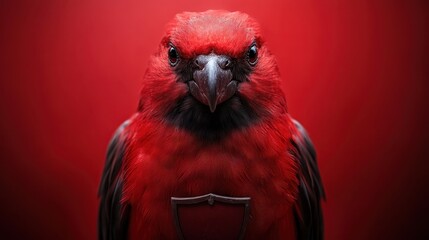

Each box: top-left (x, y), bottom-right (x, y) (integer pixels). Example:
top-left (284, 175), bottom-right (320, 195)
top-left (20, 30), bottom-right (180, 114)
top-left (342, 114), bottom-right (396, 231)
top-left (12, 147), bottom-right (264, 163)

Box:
top-left (139, 10), bottom-right (287, 139)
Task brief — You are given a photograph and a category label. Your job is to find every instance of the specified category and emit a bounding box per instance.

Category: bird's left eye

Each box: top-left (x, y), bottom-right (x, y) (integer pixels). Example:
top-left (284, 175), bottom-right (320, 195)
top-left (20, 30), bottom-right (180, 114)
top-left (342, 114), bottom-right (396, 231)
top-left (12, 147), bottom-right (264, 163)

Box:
top-left (168, 45), bottom-right (179, 66)
top-left (247, 45), bottom-right (258, 66)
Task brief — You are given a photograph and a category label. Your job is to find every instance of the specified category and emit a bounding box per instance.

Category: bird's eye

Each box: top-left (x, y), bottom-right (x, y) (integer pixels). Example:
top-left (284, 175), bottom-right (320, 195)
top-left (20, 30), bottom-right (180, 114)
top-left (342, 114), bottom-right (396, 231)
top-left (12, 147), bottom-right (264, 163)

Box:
top-left (168, 45), bottom-right (179, 66)
top-left (247, 45), bottom-right (258, 66)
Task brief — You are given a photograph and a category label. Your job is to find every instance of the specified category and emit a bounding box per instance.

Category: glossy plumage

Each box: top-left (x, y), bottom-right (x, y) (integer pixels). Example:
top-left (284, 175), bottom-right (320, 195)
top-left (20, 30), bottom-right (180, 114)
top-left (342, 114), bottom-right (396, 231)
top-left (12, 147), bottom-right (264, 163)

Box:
top-left (99, 10), bottom-right (324, 240)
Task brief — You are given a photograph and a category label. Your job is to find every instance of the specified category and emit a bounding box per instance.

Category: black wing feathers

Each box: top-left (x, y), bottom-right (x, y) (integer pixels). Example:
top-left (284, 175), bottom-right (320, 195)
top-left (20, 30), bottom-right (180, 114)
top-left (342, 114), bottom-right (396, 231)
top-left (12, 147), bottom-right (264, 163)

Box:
top-left (98, 121), bottom-right (131, 240)
top-left (291, 120), bottom-right (325, 240)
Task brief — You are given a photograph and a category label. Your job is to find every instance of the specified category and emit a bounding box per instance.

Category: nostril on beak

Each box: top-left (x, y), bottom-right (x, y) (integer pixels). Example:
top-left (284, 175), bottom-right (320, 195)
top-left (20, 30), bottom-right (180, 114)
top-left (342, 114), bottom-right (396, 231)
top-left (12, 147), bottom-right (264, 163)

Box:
top-left (194, 55), bottom-right (233, 70)
top-left (218, 58), bottom-right (232, 70)
top-left (194, 59), bottom-right (203, 70)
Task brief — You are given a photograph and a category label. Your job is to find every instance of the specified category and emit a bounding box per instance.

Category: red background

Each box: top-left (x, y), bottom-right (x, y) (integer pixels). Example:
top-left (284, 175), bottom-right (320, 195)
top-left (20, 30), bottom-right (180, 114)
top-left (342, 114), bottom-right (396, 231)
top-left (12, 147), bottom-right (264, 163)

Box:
top-left (0, 0), bottom-right (428, 239)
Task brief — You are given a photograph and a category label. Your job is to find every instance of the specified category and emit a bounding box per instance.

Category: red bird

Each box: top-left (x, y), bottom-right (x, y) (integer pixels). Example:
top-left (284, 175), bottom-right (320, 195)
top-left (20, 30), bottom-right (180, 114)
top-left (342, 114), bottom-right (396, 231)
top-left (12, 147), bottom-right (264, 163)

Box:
top-left (99, 10), bottom-right (324, 240)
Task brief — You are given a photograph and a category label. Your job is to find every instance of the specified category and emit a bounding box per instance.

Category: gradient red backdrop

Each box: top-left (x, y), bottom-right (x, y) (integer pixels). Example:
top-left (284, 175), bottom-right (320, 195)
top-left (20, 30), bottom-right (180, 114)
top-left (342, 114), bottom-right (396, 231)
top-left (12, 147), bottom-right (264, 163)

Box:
top-left (1, 0), bottom-right (428, 239)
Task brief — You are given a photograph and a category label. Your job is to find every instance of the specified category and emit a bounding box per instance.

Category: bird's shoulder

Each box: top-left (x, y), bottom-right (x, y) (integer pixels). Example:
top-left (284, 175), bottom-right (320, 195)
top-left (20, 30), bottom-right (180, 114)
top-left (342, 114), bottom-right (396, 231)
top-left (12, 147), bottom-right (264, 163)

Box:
top-left (98, 119), bottom-right (132, 240)
top-left (289, 118), bottom-right (325, 240)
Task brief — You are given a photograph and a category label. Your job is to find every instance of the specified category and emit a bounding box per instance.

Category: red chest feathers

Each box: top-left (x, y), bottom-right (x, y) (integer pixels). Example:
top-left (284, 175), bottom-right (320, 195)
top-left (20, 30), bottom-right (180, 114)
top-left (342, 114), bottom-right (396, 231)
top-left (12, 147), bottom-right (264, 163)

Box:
top-left (122, 120), bottom-right (299, 240)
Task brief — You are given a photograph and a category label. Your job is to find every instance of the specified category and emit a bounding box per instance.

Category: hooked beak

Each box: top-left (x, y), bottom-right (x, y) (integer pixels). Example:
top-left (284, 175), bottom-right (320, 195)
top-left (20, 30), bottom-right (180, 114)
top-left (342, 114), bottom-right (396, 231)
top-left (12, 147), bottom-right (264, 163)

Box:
top-left (188, 54), bottom-right (237, 112)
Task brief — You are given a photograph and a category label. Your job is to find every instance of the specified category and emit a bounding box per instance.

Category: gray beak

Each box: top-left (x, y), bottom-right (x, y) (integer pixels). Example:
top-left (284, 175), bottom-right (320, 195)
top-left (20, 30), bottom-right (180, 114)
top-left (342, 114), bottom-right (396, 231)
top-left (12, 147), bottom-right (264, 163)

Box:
top-left (189, 54), bottom-right (237, 112)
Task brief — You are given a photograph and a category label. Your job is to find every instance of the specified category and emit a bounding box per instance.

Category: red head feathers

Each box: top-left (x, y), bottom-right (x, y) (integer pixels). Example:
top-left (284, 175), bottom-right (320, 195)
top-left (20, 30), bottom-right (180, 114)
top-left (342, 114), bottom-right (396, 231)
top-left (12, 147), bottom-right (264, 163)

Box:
top-left (138, 10), bottom-right (286, 127)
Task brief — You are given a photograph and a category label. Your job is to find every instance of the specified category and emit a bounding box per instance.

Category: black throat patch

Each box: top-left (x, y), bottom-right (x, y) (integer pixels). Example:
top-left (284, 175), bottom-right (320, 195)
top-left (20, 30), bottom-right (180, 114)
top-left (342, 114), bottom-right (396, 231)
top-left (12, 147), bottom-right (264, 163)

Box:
top-left (165, 93), bottom-right (259, 141)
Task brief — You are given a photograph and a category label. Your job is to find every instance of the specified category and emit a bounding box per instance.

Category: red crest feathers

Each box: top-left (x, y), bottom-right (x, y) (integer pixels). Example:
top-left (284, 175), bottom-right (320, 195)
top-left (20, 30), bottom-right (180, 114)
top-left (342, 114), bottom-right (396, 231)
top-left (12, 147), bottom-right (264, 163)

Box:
top-left (164, 10), bottom-right (263, 58)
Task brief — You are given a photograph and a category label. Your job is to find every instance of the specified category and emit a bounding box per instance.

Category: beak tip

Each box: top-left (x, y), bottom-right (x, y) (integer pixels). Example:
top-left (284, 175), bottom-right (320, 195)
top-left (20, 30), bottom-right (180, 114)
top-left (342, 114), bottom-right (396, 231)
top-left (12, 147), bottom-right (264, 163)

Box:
top-left (209, 103), bottom-right (217, 113)
top-left (208, 98), bottom-right (218, 112)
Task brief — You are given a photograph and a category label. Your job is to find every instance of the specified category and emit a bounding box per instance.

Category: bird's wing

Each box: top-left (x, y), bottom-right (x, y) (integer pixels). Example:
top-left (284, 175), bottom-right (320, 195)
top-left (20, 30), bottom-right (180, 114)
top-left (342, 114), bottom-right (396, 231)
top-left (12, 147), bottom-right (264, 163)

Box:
top-left (290, 119), bottom-right (325, 240)
top-left (98, 120), bottom-right (131, 240)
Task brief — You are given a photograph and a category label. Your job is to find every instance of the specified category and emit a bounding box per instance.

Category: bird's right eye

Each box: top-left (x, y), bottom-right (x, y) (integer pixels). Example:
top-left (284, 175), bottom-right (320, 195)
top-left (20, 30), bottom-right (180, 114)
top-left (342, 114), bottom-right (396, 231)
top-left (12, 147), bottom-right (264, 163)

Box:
top-left (168, 45), bottom-right (179, 66)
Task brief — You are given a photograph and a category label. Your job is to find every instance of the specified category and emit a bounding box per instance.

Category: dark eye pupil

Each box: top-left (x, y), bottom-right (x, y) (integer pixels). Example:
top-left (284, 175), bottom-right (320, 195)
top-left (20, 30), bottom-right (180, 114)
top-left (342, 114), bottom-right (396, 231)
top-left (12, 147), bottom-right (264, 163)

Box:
top-left (248, 45), bottom-right (258, 65)
top-left (168, 47), bottom-right (178, 65)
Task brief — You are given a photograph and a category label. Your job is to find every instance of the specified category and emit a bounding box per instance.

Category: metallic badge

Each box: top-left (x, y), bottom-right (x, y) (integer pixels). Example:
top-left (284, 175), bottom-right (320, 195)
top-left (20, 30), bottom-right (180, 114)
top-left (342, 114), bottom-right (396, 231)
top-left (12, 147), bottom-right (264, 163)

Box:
top-left (171, 193), bottom-right (251, 240)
